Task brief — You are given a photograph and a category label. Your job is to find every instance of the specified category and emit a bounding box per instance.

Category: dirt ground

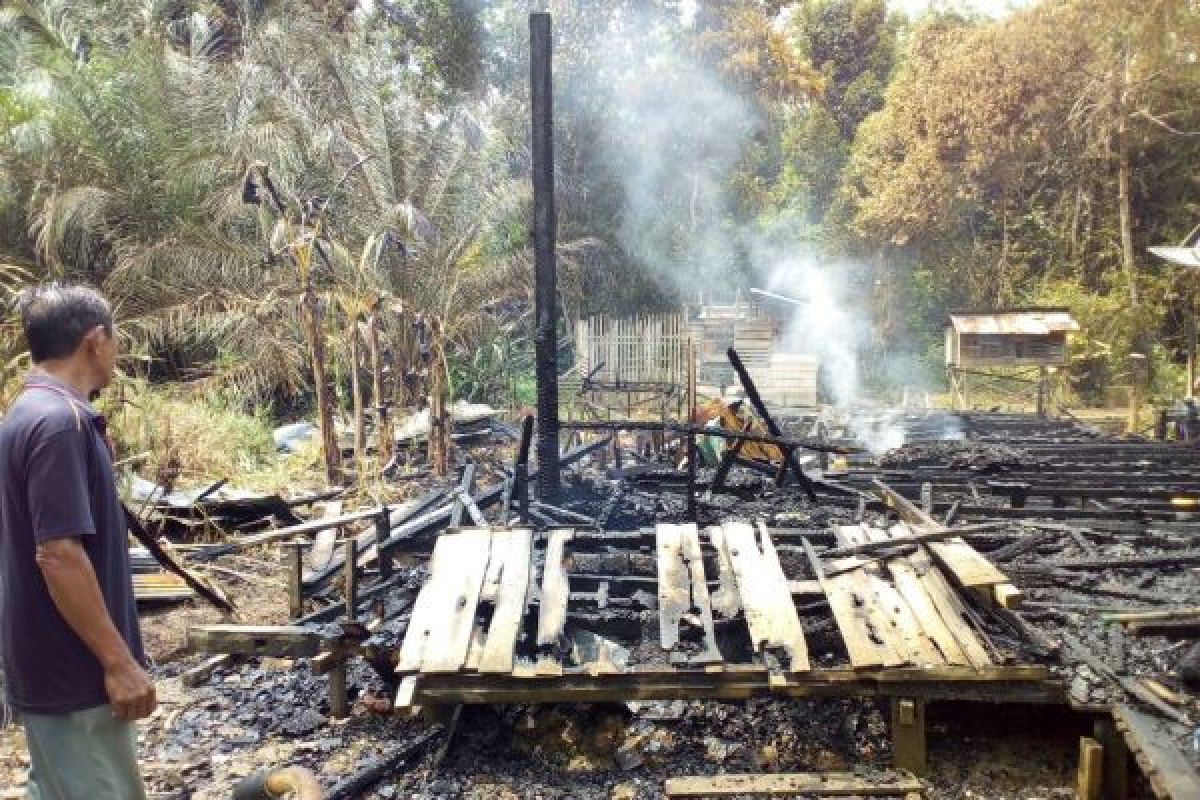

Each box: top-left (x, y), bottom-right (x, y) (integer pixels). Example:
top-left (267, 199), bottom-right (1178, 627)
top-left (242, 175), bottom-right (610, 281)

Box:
top-left (0, 557), bottom-right (1115, 799)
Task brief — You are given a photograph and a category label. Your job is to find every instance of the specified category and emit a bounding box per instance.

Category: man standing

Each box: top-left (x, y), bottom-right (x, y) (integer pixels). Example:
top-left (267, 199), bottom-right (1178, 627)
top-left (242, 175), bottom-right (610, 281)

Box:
top-left (0, 285), bottom-right (154, 799)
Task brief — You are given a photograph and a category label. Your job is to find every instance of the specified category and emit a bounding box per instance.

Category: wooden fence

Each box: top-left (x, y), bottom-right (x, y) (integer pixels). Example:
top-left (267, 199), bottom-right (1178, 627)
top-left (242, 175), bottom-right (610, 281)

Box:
top-left (575, 314), bottom-right (691, 386)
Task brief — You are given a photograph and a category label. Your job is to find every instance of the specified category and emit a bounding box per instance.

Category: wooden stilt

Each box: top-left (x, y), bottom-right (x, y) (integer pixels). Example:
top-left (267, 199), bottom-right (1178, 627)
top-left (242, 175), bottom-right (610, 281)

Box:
top-left (891, 698), bottom-right (927, 777)
top-left (286, 541), bottom-right (304, 619)
top-left (329, 660), bottom-right (349, 719)
top-left (1093, 717), bottom-right (1128, 800)
top-left (1077, 736), bottom-right (1103, 800)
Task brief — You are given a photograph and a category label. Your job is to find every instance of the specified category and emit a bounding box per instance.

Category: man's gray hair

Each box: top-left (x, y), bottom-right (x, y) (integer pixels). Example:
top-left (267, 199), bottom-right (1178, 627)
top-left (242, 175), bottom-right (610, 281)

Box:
top-left (15, 284), bottom-right (114, 363)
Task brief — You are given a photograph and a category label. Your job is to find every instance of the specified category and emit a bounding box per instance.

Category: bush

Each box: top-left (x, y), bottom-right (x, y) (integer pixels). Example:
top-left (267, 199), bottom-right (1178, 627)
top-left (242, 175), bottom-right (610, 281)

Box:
top-left (103, 380), bottom-right (280, 489)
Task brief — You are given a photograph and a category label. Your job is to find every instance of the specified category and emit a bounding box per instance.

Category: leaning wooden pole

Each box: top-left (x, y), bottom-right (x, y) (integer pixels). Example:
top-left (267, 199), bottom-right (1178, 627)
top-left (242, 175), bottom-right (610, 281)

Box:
top-left (428, 318), bottom-right (450, 477)
top-left (303, 288), bottom-right (342, 485)
top-left (349, 315), bottom-right (366, 473)
top-left (726, 347), bottom-right (816, 502)
top-left (368, 307), bottom-right (393, 466)
top-left (531, 11), bottom-right (560, 498)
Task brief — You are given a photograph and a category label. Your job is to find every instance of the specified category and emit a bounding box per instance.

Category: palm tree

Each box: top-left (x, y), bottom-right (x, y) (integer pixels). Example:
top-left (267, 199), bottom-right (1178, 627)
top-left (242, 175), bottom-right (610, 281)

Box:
top-left (1, 2), bottom-right (598, 481)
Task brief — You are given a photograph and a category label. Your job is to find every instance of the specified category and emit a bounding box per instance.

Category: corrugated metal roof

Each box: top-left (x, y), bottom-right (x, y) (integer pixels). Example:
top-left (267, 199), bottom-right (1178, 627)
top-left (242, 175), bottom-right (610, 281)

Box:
top-left (1149, 246), bottom-right (1200, 269)
top-left (948, 310), bottom-right (1079, 335)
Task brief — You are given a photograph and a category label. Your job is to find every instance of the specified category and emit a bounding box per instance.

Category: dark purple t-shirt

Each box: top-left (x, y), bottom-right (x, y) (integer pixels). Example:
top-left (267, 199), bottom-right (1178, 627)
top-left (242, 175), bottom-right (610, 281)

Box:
top-left (0, 374), bottom-right (144, 714)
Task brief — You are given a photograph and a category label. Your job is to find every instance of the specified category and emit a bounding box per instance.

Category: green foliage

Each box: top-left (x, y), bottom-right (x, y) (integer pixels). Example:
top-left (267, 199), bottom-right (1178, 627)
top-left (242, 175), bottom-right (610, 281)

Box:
top-left (4, 0), bottom-right (1200, 414)
top-left (104, 379), bottom-right (280, 485)
top-left (446, 323), bottom-right (534, 408)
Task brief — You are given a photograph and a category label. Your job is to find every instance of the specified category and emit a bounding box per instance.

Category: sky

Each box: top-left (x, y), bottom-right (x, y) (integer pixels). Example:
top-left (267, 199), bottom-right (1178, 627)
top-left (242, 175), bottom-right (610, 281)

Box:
top-left (889, 0), bottom-right (1033, 16)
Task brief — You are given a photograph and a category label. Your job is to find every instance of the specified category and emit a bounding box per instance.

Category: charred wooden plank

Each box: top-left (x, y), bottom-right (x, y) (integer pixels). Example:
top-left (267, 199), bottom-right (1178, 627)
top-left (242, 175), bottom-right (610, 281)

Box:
top-left (719, 521), bottom-right (810, 672)
top-left (657, 523), bottom-right (722, 666)
top-left (1112, 705), bottom-right (1200, 800)
top-left (535, 529), bottom-right (574, 674)
top-left (804, 537), bottom-right (897, 670)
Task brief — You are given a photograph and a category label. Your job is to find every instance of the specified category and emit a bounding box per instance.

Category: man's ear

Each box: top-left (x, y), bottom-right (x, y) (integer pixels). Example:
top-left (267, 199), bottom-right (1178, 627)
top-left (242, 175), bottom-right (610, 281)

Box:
top-left (80, 324), bottom-right (109, 353)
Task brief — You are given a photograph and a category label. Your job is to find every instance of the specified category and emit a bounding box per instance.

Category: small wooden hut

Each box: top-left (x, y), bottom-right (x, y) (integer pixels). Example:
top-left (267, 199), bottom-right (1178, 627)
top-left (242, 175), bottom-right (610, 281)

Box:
top-left (944, 308), bottom-right (1079, 412)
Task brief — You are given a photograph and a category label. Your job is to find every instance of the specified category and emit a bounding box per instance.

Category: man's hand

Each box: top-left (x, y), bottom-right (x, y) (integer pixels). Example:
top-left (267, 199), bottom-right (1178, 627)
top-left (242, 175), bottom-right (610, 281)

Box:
top-left (104, 658), bottom-right (157, 720)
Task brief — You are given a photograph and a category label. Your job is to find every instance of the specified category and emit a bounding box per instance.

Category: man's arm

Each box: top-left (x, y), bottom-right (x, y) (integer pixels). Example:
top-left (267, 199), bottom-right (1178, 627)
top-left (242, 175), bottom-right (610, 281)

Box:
top-left (36, 537), bottom-right (156, 720)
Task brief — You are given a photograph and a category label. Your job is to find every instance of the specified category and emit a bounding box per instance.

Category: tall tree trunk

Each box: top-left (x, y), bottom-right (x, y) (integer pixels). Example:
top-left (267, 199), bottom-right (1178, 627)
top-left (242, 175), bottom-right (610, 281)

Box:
top-left (428, 318), bottom-right (450, 477)
top-left (368, 308), bottom-right (394, 466)
top-left (1117, 46), bottom-right (1139, 309)
top-left (349, 315), bottom-right (366, 478)
top-left (1116, 39), bottom-right (1145, 432)
top-left (302, 288), bottom-right (342, 484)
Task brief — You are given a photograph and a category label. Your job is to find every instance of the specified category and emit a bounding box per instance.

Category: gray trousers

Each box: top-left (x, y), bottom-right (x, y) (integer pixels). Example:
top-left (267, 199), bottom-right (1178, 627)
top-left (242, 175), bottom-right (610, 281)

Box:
top-left (21, 705), bottom-right (147, 800)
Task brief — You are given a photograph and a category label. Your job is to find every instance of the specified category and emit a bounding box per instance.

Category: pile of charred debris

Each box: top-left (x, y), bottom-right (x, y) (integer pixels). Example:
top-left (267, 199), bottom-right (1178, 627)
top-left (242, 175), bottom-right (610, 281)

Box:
top-left (68, 374), bottom-right (1200, 796)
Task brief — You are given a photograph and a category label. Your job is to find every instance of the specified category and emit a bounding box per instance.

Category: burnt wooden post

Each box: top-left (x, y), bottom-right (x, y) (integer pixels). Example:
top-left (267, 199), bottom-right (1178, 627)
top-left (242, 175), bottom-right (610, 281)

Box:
top-left (531, 11), bottom-right (560, 498)
top-left (374, 507), bottom-right (392, 578)
top-left (329, 662), bottom-right (349, 719)
top-left (516, 415), bottom-right (534, 524)
top-left (1093, 717), bottom-right (1129, 800)
top-left (686, 341), bottom-right (698, 521)
top-left (1036, 366), bottom-right (1047, 418)
top-left (726, 347), bottom-right (816, 501)
top-left (343, 538), bottom-right (358, 621)
top-left (708, 420), bottom-right (751, 497)
top-left (285, 541), bottom-right (304, 619)
top-left (686, 431), bottom-right (697, 522)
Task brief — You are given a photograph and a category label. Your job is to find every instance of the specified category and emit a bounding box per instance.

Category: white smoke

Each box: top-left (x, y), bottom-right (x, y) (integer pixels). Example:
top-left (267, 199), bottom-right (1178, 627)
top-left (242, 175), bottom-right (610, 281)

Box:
top-left (588, 13), bottom-right (758, 296)
top-left (576, 7), bottom-right (881, 407)
top-left (757, 249), bottom-right (869, 405)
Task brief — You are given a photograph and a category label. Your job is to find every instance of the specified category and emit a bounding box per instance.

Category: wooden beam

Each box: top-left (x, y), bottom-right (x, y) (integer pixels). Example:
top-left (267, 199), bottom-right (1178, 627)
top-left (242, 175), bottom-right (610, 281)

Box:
top-left (404, 664), bottom-right (1059, 706)
top-left (181, 654), bottom-right (237, 688)
top-left (664, 772), bottom-right (925, 797)
top-left (188, 625), bottom-right (321, 658)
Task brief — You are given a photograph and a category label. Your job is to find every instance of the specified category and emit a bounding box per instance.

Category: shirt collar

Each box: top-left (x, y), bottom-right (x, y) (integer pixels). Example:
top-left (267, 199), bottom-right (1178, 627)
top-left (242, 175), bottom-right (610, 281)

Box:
top-left (24, 371), bottom-right (100, 417)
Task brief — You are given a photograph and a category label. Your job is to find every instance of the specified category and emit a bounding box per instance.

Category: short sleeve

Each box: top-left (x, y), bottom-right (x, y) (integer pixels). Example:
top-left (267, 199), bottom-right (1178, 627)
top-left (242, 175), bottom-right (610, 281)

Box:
top-left (26, 427), bottom-right (95, 543)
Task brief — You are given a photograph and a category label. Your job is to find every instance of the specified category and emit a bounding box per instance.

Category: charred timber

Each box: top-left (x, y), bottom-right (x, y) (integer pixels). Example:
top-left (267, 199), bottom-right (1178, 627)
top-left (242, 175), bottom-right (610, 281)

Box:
top-left (726, 347), bottom-right (816, 501)
top-left (559, 419), bottom-right (854, 454)
top-left (530, 12), bottom-right (560, 497)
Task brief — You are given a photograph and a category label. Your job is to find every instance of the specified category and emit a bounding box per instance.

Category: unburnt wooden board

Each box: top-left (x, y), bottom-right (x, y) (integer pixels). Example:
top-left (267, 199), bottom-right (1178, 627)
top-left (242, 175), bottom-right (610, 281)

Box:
top-left (664, 771), bottom-right (925, 797)
top-left (306, 500), bottom-right (343, 574)
top-left (397, 529), bottom-right (492, 674)
top-left (656, 523), bottom-right (722, 665)
top-left (717, 522), bottom-right (809, 671)
top-left (535, 529), bottom-right (574, 675)
top-left (833, 525), bottom-right (941, 667)
top-left (707, 525), bottom-right (743, 619)
top-left (478, 528), bottom-right (534, 674)
top-left (888, 524), bottom-right (992, 667)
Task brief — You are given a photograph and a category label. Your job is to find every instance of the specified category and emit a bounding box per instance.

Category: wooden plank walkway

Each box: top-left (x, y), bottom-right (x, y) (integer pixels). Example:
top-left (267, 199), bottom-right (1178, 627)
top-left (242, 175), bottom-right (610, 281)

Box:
top-left (387, 521), bottom-right (1027, 703)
